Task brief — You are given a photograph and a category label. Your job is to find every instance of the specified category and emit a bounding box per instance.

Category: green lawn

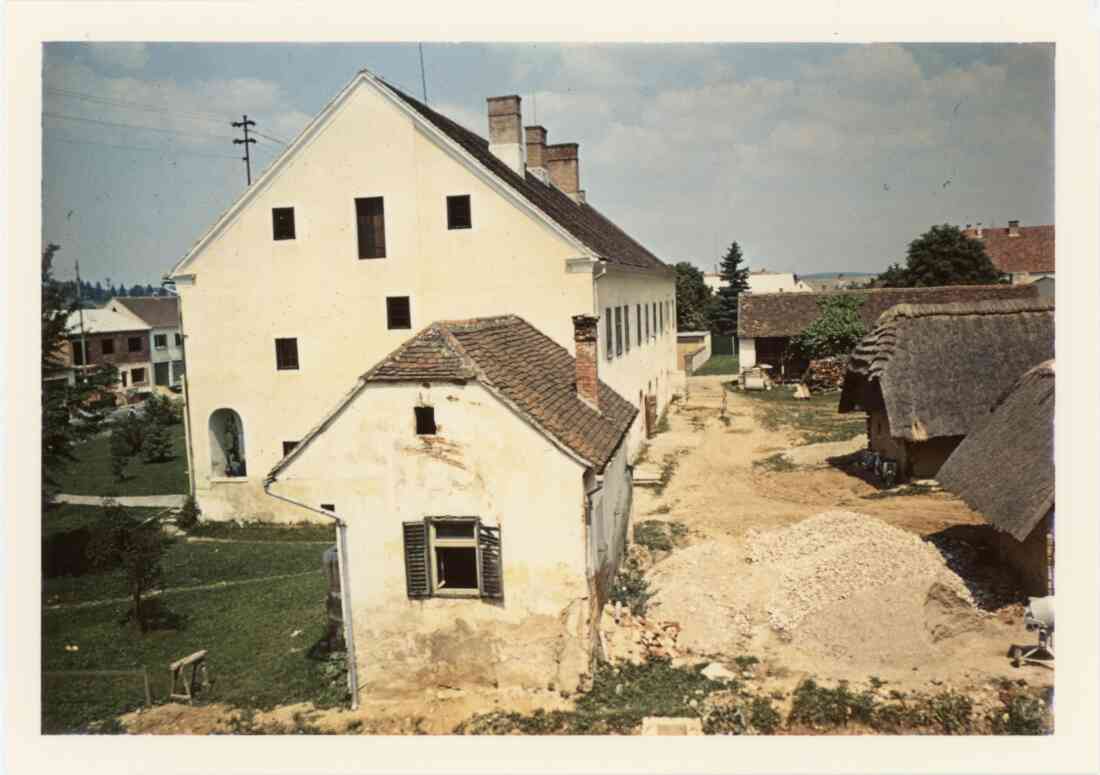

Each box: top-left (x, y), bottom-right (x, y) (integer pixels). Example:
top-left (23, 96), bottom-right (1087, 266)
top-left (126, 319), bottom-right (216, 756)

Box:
top-left (42, 513), bottom-right (340, 734)
top-left (734, 387), bottom-right (866, 445)
top-left (692, 354), bottom-right (740, 376)
top-left (52, 423), bottom-right (189, 496)
top-left (43, 503), bottom-right (161, 539)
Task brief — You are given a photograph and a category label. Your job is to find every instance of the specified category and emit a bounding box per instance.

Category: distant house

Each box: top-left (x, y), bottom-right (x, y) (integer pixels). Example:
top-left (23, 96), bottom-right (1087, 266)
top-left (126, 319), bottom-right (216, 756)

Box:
top-left (962, 221), bottom-right (1055, 287)
top-left (109, 296), bottom-right (185, 390)
top-left (63, 306), bottom-right (153, 397)
top-left (937, 361), bottom-right (1054, 596)
top-left (838, 299), bottom-right (1054, 481)
top-left (266, 314), bottom-right (635, 699)
top-left (676, 331), bottom-right (711, 374)
top-left (738, 284), bottom-right (1040, 381)
top-left (703, 268), bottom-right (811, 295)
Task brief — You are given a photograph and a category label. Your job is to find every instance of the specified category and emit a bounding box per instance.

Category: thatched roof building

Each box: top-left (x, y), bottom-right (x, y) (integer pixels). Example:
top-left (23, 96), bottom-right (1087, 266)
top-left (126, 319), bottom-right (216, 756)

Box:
top-left (937, 361), bottom-right (1054, 542)
top-left (838, 298), bottom-right (1055, 443)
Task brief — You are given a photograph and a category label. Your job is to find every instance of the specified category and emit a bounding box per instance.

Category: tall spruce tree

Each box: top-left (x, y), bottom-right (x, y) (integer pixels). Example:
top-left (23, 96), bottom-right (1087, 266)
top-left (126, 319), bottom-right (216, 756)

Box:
top-left (713, 241), bottom-right (750, 336)
top-left (42, 244), bottom-right (119, 507)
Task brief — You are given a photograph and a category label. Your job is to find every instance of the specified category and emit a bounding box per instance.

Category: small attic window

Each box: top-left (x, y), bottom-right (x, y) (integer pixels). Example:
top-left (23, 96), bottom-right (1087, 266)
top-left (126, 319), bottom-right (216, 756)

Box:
top-left (446, 195), bottom-right (472, 230)
top-left (272, 207), bottom-right (296, 241)
top-left (415, 406), bottom-right (436, 435)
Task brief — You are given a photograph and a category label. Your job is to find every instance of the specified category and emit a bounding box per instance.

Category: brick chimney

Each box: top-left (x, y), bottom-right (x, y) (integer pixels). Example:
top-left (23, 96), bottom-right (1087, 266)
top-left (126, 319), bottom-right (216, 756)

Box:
top-left (525, 125), bottom-right (550, 184)
top-left (572, 314), bottom-right (600, 411)
top-left (546, 143), bottom-right (582, 203)
top-left (1008, 219), bottom-right (1020, 237)
top-left (487, 95), bottom-right (526, 176)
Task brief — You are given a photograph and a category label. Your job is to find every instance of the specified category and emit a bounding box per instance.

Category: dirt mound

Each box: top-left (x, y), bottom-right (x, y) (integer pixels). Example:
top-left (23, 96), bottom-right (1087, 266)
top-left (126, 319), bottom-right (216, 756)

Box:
top-left (118, 703), bottom-right (243, 734)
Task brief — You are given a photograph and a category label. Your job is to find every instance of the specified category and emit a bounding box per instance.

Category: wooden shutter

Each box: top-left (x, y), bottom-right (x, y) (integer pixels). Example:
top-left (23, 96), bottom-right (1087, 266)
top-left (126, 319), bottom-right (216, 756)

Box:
top-left (403, 520), bottom-right (431, 598)
top-left (478, 522), bottom-right (503, 600)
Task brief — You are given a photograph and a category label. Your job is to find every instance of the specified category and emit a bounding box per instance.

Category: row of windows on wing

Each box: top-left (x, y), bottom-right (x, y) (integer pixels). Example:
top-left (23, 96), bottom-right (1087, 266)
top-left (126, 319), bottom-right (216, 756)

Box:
top-left (604, 299), bottom-right (674, 361)
top-left (272, 297), bottom-right (411, 372)
top-left (270, 195), bottom-right (474, 253)
top-left (71, 333), bottom-right (182, 364)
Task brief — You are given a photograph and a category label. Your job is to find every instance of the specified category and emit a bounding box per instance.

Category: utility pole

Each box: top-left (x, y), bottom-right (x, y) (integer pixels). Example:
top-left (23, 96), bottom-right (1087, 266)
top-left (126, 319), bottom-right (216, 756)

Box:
top-left (232, 115), bottom-right (257, 185)
top-left (75, 259), bottom-right (88, 383)
top-left (418, 43), bottom-right (428, 104)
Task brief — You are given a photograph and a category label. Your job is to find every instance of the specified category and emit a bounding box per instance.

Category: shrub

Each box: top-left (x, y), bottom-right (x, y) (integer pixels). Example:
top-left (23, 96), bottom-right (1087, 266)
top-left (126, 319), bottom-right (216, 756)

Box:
top-left (790, 295), bottom-right (867, 360)
top-left (609, 562), bottom-right (654, 616)
top-left (177, 495), bottom-right (200, 530)
top-left (85, 500), bottom-right (166, 632)
top-left (788, 678), bottom-right (876, 729)
top-left (144, 393), bottom-right (183, 427)
top-left (990, 692), bottom-right (1048, 735)
top-left (141, 422), bottom-right (174, 463)
top-left (115, 411), bottom-right (146, 456)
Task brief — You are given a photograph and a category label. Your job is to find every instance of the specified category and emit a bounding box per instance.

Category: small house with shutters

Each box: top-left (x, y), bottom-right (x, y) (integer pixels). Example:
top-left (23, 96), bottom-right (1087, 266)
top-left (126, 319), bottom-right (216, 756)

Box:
top-left (838, 298), bottom-right (1055, 481)
top-left (265, 314), bottom-right (636, 698)
top-left (937, 360), bottom-right (1055, 597)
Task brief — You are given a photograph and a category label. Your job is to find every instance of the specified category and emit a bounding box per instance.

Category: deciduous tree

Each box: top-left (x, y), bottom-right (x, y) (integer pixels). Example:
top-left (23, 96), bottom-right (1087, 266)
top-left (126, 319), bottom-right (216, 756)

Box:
top-left (673, 262), bottom-right (715, 332)
top-left (877, 224), bottom-right (1005, 287)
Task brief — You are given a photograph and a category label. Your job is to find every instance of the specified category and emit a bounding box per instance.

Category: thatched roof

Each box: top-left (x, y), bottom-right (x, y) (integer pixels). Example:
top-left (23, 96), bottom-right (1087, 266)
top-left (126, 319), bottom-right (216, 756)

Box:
top-left (937, 361), bottom-right (1054, 541)
top-left (838, 298), bottom-right (1054, 442)
top-left (737, 283), bottom-right (1039, 338)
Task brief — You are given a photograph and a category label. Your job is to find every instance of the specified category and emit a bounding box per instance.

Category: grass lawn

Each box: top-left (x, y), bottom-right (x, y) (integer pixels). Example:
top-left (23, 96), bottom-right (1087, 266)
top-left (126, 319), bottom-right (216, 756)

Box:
top-left (735, 387), bottom-right (866, 445)
top-left (52, 423), bottom-right (188, 496)
top-left (43, 503), bottom-right (161, 539)
top-left (692, 354), bottom-right (740, 376)
top-left (42, 514), bottom-right (339, 733)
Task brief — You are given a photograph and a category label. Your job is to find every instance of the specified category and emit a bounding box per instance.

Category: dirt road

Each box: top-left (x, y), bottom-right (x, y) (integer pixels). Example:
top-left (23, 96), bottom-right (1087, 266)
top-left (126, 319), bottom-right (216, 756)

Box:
top-left (630, 375), bottom-right (1052, 700)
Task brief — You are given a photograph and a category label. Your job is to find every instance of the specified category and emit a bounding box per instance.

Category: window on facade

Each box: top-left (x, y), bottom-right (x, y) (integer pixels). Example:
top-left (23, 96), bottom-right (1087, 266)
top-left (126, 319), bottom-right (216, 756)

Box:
top-left (614, 306), bottom-right (623, 357)
top-left (652, 303), bottom-right (658, 338)
top-left (659, 301), bottom-right (664, 333)
top-left (604, 307), bottom-right (613, 360)
top-left (282, 441), bottom-right (299, 457)
top-left (275, 337), bottom-right (300, 370)
top-left (644, 304), bottom-right (650, 341)
top-left (446, 195), bottom-right (472, 230)
top-left (72, 341), bottom-right (86, 366)
top-left (171, 360), bottom-right (185, 384)
top-left (414, 406), bottom-right (437, 435)
top-left (272, 207), bottom-right (296, 241)
top-left (624, 306), bottom-right (631, 352)
top-left (120, 370), bottom-right (128, 387)
top-left (636, 304), bottom-right (642, 345)
top-left (154, 333), bottom-right (167, 349)
top-left (355, 196), bottom-right (386, 259)
top-left (100, 338), bottom-right (114, 356)
top-left (386, 296), bottom-right (412, 330)
top-left (175, 333), bottom-right (182, 346)
top-left (128, 336), bottom-right (142, 353)
top-left (321, 504), bottom-right (336, 514)
top-left (154, 362), bottom-right (171, 387)
top-left (131, 367), bottom-right (147, 384)
top-left (209, 408), bottom-right (246, 478)
top-left (402, 517), bottom-right (502, 599)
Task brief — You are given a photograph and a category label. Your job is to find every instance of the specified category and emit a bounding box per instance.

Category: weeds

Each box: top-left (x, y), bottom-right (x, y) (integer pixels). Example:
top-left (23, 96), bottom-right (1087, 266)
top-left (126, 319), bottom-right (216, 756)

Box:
top-left (608, 562), bottom-right (654, 616)
top-left (633, 520), bottom-right (688, 553)
top-left (788, 678), bottom-right (876, 729)
top-left (989, 692), bottom-right (1048, 735)
top-left (753, 453), bottom-right (797, 474)
top-left (654, 455), bottom-right (680, 495)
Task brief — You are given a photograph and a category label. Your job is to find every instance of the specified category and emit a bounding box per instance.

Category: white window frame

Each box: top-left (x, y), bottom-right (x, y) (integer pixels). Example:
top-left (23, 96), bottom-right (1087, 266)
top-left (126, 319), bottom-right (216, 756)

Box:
top-left (428, 517), bottom-right (481, 598)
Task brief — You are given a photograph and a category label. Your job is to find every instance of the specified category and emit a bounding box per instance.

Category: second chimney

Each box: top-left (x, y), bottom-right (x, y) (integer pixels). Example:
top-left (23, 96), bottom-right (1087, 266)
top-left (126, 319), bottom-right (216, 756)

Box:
top-left (546, 143), bottom-right (582, 203)
top-left (487, 95), bottom-right (526, 176)
top-left (525, 125), bottom-right (550, 184)
top-left (1008, 219), bottom-right (1020, 237)
top-left (572, 314), bottom-right (600, 411)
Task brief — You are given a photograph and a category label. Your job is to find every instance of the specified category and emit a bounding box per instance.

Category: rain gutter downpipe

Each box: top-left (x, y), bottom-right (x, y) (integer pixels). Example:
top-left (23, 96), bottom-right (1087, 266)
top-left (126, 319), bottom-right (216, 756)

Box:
top-left (263, 479), bottom-right (360, 710)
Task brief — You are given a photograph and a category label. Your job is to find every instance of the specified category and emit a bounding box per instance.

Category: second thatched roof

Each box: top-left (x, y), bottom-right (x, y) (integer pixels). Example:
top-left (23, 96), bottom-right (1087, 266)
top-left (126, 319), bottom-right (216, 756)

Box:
top-left (838, 298), bottom-right (1054, 442)
top-left (936, 361), bottom-right (1054, 541)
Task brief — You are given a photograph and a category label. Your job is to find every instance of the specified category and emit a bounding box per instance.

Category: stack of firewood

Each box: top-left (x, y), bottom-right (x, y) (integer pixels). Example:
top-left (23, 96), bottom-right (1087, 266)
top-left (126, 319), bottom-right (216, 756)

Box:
top-left (801, 356), bottom-right (847, 393)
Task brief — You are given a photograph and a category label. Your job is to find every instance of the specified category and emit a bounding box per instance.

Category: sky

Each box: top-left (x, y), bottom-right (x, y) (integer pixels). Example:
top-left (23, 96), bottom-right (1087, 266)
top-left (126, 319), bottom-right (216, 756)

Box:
top-left (42, 42), bottom-right (1054, 286)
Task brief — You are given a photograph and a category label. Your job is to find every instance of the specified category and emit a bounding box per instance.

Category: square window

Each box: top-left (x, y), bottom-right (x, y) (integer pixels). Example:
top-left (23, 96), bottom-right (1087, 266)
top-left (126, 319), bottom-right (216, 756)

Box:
top-left (101, 338), bottom-right (115, 356)
top-left (154, 334), bottom-right (167, 349)
top-left (446, 195), bottom-right (472, 230)
top-left (415, 406), bottom-right (436, 435)
top-left (272, 207), bottom-right (296, 241)
top-left (131, 367), bottom-right (146, 384)
top-left (435, 546), bottom-right (479, 591)
top-left (275, 337), bottom-right (300, 370)
top-left (356, 197), bottom-right (386, 259)
top-left (128, 336), bottom-right (142, 353)
top-left (386, 297), bottom-right (411, 330)
top-left (282, 440), bottom-right (299, 456)
top-left (403, 517), bottom-right (502, 600)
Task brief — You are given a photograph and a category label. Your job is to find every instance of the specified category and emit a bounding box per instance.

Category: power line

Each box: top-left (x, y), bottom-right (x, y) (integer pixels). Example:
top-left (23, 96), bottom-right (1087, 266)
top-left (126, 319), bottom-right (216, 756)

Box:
top-left (44, 111), bottom-right (235, 142)
top-left (45, 129), bottom-right (244, 160)
top-left (232, 114), bottom-right (257, 185)
top-left (46, 87), bottom-right (226, 124)
top-left (252, 130), bottom-right (287, 145)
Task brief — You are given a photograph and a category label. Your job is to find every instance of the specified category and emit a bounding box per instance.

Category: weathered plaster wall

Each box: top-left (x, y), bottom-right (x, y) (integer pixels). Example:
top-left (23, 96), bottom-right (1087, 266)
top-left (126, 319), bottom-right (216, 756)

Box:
top-left (274, 381), bottom-right (599, 696)
top-left (586, 439), bottom-right (632, 609)
top-left (176, 80), bottom-right (595, 522)
top-left (738, 336), bottom-right (757, 369)
top-left (994, 511), bottom-right (1053, 597)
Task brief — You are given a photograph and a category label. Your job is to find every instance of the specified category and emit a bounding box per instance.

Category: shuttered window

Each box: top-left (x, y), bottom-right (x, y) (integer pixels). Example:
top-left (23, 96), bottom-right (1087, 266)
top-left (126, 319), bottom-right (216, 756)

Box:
top-left (636, 304), bottom-right (642, 344)
top-left (355, 197), bottom-right (386, 259)
top-left (605, 307), bottom-right (613, 361)
top-left (624, 306), bottom-right (631, 353)
top-left (614, 306), bottom-right (623, 357)
top-left (402, 518), bottom-right (502, 600)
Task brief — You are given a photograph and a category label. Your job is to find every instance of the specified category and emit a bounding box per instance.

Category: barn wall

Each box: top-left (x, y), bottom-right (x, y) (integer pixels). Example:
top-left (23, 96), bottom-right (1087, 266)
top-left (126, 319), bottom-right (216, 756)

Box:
top-left (995, 510), bottom-right (1054, 597)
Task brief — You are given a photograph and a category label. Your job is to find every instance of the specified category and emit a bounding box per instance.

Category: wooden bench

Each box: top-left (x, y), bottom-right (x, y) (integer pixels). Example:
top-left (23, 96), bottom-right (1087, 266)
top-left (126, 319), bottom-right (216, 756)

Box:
top-left (169, 650), bottom-right (208, 704)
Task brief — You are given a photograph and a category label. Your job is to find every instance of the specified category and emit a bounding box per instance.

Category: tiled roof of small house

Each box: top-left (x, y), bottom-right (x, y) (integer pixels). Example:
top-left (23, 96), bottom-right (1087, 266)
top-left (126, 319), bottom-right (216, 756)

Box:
top-left (962, 225), bottom-right (1055, 275)
top-left (736, 283), bottom-right (1040, 339)
top-left (381, 80), bottom-right (668, 272)
top-left (268, 315), bottom-right (637, 480)
top-left (837, 298), bottom-right (1055, 442)
top-left (111, 296), bottom-right (180, 328)
top-left (937, 360), bottom-right (1054, 542)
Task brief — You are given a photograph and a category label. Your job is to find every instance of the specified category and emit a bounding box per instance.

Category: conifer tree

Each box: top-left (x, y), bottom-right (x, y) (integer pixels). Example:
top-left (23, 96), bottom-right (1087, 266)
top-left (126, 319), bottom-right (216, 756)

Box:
top-left (713, 241), bottom-right (750, 336)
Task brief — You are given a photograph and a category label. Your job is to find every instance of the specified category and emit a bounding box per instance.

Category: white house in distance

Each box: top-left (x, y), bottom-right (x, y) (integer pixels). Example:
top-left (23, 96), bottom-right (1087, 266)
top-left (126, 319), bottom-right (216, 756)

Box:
top-left (168, 69), bottom-right (677, 522)
top-left (63, 305), bottom-right (154, 396)
top-left (703, 267), bottom-right (811, 294)
top-left (266, 314), bottom-right (635, 697)
top-left (108, 296), bottom-right (185, 390)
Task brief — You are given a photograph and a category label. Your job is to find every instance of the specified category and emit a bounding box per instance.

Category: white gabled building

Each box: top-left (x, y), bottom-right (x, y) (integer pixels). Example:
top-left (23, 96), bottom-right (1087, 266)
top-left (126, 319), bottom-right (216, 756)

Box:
top-left (169, 69), bottom-right (677, 522)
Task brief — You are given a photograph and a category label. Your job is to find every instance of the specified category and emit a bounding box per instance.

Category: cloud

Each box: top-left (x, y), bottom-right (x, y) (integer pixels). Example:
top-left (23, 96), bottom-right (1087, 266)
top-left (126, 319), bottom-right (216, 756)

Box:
top-left (86, 43), bottom-right (149, 71)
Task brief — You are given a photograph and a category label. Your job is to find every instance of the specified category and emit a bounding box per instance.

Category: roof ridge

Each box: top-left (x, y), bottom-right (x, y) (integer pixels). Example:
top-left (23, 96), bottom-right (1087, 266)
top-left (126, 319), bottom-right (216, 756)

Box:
top-left (880, 297), bottom-right (1054, 322)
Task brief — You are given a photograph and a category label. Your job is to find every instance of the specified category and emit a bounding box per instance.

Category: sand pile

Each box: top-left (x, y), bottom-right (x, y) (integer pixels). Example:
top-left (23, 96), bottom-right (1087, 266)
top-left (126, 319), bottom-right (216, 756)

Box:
top-left (746, 511), bottom-right (977, 638)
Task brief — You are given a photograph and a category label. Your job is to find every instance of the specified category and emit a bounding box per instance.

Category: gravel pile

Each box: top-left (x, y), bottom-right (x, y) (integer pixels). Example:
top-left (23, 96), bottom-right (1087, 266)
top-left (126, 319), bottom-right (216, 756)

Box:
top-left (746, 511), bottom-right (976, 635)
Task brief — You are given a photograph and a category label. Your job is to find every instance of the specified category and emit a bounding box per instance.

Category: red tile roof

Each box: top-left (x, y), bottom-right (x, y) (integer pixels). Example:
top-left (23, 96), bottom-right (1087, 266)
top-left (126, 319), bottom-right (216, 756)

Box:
top-left (962, 225), bottom-right (1055, 274)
